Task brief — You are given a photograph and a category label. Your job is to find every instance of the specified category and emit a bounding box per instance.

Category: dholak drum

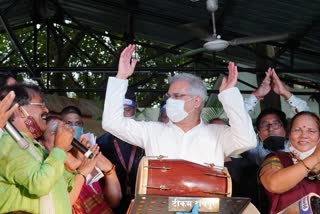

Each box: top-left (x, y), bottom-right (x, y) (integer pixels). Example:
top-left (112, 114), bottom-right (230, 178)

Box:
top-left (135, 157), bottom-right (232, 197)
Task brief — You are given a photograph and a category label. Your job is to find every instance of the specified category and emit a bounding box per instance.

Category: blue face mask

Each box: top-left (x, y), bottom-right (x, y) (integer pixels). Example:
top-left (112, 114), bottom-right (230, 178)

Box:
top-left (71, 125), bottom-right (83, 140)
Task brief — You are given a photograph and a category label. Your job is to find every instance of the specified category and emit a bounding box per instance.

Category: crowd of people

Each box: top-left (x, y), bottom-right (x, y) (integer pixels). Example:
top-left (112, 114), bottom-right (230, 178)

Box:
top-left (0, 45), bottom-right (319, 214)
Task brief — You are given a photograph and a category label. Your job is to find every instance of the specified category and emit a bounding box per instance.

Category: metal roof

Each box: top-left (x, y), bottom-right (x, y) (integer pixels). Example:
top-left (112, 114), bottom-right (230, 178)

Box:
top-left (0, 0), bottom-right (320, 92)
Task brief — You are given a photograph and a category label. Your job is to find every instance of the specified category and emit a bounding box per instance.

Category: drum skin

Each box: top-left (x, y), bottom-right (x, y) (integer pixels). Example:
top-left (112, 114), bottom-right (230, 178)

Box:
top-left (135, 157), bottom-right (232, 197)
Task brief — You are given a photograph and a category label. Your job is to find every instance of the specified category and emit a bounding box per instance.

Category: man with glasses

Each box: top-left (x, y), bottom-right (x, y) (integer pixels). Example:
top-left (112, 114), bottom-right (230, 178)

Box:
top-left (241, 70), bottom-right (310, 212)
top-left (244, 68), bottom-right (310, 166)
top-left (0, 83), bottom-right (74, 214)
top-left (245, 108), bottom-right (289, 166)
top-left (102, 44), bottom-right (257, 167)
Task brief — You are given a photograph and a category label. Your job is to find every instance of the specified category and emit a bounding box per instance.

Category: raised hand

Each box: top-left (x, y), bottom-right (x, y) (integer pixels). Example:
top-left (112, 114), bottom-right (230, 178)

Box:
top-left (0, 91), bottom-right (18, 128)
top-left (271, 69), bottom-right (292, 99)
top-left (54, 121), bottom-right (74, 152)
top-left (219, 62), bottom-right (238, 92)
top-left (253, 68), bottom-right (272, 99)
top-left (116, 44), bottom-right (138, 80)
top-left (65, 152), bottom-right (82, 172)
top-left (77, 155), bottom-right (98, 177)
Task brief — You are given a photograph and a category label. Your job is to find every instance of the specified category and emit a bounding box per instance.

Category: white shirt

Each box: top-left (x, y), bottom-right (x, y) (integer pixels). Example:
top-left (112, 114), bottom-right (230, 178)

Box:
top-left (244, 93), bottom-right (310, 166)
top-left (244, 94), bottom-right (310, 113)
top-left (246, 138), bottom-right (290, 165)
top-left (102, 77), bottom-right (257, 166)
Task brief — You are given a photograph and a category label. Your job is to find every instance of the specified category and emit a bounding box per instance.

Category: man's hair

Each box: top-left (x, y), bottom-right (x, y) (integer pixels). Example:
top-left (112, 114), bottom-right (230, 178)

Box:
top-left (60, 105), bottom-right (82, 118)
top-left (255, 107), bottom-right (287, 130)
top-left (0, 83), bottom-right (42, 107)
top-left (0, 83), bottom-right (43, 121)
top-left (169, 73), bottom-right (207, 109)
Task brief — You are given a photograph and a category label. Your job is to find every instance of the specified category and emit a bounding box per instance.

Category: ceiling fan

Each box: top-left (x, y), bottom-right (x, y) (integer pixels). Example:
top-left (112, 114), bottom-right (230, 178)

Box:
top-left (181, 0), bottom-right (289, 57)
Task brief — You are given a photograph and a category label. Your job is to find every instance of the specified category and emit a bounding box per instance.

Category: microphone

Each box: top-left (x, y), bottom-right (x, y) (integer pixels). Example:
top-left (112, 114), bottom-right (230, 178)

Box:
top-left (71, 138), bottom-right (94, 159)
top-left (4, 121), bottom-right (30, 149)
top-left (50, 122), bottom-right (94, 159)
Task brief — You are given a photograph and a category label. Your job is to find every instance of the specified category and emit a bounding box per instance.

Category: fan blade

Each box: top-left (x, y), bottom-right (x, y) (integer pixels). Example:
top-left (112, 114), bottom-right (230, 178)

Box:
top-left (228, 33), bottom-right (289, 46)
top-left (177, 47), bottom-right (207, 58)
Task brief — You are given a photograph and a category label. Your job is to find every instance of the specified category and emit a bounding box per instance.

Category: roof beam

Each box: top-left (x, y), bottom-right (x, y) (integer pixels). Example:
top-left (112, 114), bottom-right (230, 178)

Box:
top-left (0, 14), bottom-right (37, 78)
top-left (0, 28), bottom-right (36, 64)
top-left (274, 13), bottom-right (320, 59)
top-left (0, 66), bottom-right (320, 74)
top-left (50, 24), bottom-right (99, 65)
top-left (0, 0), bottom-right (21, 17)
top-left (237, 45), bottom-right (290, 69)
top-left (281, 76), bottom-right (319, 89)
top-left (62, 23), bottom-right (218, 66)
top-left (140, 38), bottom-right (197, 64)
top-left (44, 87), bottom-right (319, 96)
top-left (53, 1), bottom-right (118, 58)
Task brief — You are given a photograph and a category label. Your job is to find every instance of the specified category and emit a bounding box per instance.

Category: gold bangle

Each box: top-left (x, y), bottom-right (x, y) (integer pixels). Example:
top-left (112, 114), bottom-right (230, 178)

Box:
top-left (299, 159), bottom-right (311, 173)
top-left (104, 165), bottom-right (115, 176)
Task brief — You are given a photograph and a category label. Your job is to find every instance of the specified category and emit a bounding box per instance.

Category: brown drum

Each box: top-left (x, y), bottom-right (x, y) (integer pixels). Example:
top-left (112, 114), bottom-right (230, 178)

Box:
top-left (135, 157), bottom-right (232, 197)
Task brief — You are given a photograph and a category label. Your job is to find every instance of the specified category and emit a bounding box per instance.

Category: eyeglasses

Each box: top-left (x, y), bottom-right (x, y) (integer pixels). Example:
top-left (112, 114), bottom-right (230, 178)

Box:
top-left (27, 102), bottom-right (46, 108)
top-left (259, 120), bottom-right (283, 131)
top-left (165, 93), bottom-right (191, 100)
top-left (291, 128), bottom-right (319, 136)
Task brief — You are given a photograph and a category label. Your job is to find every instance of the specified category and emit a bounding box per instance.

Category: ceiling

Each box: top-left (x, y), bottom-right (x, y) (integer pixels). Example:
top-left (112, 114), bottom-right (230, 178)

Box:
top-left (0, 0), bottom-right (320, 94)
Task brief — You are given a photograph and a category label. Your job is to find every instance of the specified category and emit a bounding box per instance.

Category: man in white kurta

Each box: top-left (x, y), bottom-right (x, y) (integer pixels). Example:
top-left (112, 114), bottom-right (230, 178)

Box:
top-left (102, 45), bottom-right (257, 167)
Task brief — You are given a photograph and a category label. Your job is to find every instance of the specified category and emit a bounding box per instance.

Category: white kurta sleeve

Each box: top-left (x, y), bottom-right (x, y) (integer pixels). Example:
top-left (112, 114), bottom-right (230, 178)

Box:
top-left (102, 77), bottom-right (148, 149)
top-left (286, 94), bottom-right (311, 113)
top-left (218, 87), bottom-right (257, 156)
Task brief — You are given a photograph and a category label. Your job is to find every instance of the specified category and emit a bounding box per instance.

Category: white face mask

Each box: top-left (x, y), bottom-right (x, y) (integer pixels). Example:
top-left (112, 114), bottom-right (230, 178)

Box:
top-left (166, 98), bottom-right (190, 123)
top-left (289, 144), bottom-right (317, 160)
